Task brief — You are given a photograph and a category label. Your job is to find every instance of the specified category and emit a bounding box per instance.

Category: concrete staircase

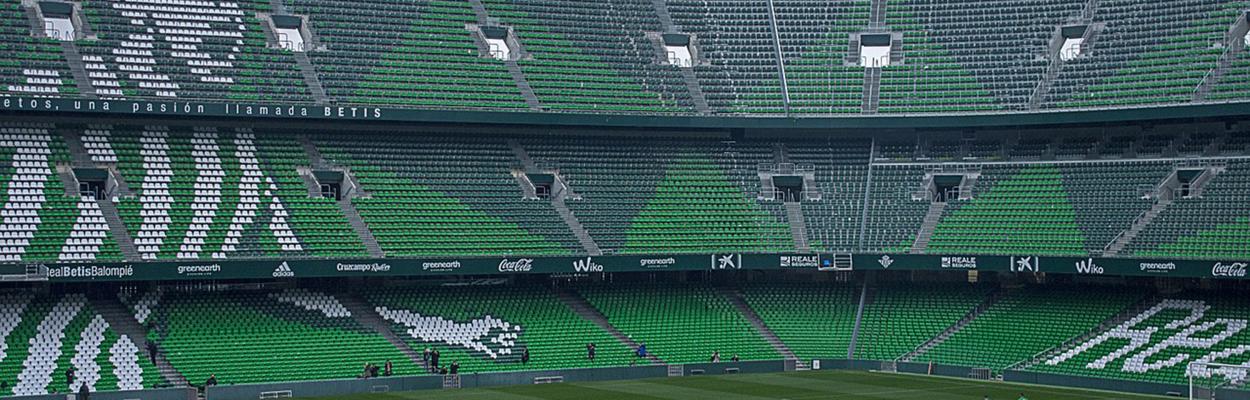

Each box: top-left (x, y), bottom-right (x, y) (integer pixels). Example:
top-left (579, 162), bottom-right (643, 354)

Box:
top-left (98, 199), bottom-right (141, 262)
top-left (899, 289), bottom-right (1003, 362)
top-left (909, 201), bottom-right (946, 254)
top-left (678, 68), bottom-right (711, 114)
top-left (1194, 48), bottom-right (1236, 102)
top-left (61, 129), bottom-right (94, 167)
top-left (555, 289), bottom-right (663, 364)
top-left (1028, 58), bottom-right (1062, 110)
top-left (91, 294), bottom-right (189, 387)
top-left (784, 202), bottom-right (810, 253)
top-left (868, 0), bottom-right (887, 28)
top-left (554, 196), bottom-right (601, 256)
top-left (467, 0), bottom-right (491, 25)
top-left (298, 168), bottom-right (322, 198)
top-left (56, 163), bottom-right (80, 198)
top-left (293, 52), bottom-right (330, 104)
top-left (338, 198), bottom-right (385, 258)
top-left (505, 60), bottom-right (542, 110)
top-left (862, 68), bottom-right (881, 113)
top-left (300, 136), bottom-right (327, 169)
top-left (719, 288), bottom-right (797, 361)
top-left (267, 0), bottom-right (287, 14)
top-left (60, 42), bottom-right (98, 99)
top-left (338, 294), bottom-right (430, 372)
top-left (507, 140), bottom-right (537, 173)
top-left (649, 0), bottom-right (676, 32)
top-left (1103, 199), bottom-right (1171, 256)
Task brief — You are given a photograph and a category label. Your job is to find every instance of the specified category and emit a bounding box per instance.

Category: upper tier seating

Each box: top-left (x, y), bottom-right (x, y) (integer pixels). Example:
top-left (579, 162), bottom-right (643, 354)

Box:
top-left (286, 0), bottom-right (528, 109)
top-left (666, 0), bottom-right (787, 114)
top-left (1044, 0), bottom-right (1239, 109)
top-left (1128, 160), bottom-right (1250, 259)
top-left (107, 126), bottom-right (321, 260)
top-left (316, 134), bottom-right (578, 257)
top-left (0, 3), bottom-right (77, 96)
top-left (481, 0), bottom-right (692, 113)
top-left (773, 0), bottom-right (866, 114)
top-left (77, 0), bottom-right (311, 101)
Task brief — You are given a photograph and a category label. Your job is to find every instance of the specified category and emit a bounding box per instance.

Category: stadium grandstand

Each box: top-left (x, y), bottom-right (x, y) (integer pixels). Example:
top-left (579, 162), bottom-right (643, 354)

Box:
top-left (0, 0), bottom-right (1247, 399)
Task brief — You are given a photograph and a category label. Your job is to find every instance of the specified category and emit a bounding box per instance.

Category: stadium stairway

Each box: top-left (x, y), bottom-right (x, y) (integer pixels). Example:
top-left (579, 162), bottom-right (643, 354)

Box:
top-left (1010, 293), bottom-right (1159, 371)
top-left (300, 136), bottom-right (328, 169)
top-left (554, 289), bottom-right (664, 365)
top-left (899, 288), bottom-right (1004, 363)
top-left (337, 294), bottom-right (429, 372)
top-left (783, 203), bottom-right (810, 253)
top-left (505, 60), bottom-right (543, 111)
top-left (718, 288), bottom-right (798, 361)
top-left (509, 140), bottom-right (601, 255)
top-left (90, 294), bottom-right (188, 387)
top-left (294, 52), bottom-right (331, 104)
top-left (91, 295), bottom-right (186, 385)
top-left (1102, 199), bottom-right (1172, 256)
top-left (59, 42), bottom-right (96, 100)
top-left (97, 200), bottom-right (141, 262)
top-left (337, 198), bottom-right (385, 258)
top-left (678, 69), bottom-right (712, 114)
top-left (909, 202), bottom-right (947, 254)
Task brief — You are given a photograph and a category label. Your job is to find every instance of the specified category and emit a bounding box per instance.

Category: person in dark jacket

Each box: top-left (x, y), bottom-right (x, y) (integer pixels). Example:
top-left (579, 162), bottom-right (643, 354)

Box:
top-left (77, 383), bottom-right (89, 400)
top-left (384, 360), bottom-right (393, 376)
top-left (206, 375), bottom-right (217, 387)
top-left (431, 349), bottom-right (441, 371)
top-left (521, 348), bottom-right (530, 364)
top-left (147, 340), bottom-right (159, 364)
top-left (65, 367), bottom-right (75, 388)
top-left (449, 361), bottom-right (459, 375)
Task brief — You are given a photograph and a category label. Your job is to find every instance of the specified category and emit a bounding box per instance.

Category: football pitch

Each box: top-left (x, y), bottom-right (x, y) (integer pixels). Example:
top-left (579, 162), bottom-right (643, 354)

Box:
top-left (296, 370), bottom-right (1171, 400)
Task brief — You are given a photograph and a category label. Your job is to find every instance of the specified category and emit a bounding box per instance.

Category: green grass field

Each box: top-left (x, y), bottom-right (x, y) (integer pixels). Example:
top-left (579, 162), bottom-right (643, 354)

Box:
top-left (297, 370), bottom-right (1170, 400)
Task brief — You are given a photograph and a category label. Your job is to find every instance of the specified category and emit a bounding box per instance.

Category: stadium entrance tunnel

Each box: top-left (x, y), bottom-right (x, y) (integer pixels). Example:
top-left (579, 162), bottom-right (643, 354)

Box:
top-left (772, 175), bottom-right (804, 203)
top-left (311, 170), bottom-right (345, 200)
top-left (929, 175), bottom-right (964, 203)
top-left (72, 167), bottom-right (111, 200)
top-left (527, 173), bottom-right (555, 199)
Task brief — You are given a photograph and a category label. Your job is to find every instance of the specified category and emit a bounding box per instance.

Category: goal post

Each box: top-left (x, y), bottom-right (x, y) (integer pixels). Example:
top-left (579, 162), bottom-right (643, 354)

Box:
top-left (1188, 361), bottom-right (1250, 400)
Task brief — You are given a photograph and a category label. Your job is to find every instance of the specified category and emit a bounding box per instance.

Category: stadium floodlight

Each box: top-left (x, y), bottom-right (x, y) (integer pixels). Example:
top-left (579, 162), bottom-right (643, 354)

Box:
top-left (1188, 361), bottom-right (1250, 400)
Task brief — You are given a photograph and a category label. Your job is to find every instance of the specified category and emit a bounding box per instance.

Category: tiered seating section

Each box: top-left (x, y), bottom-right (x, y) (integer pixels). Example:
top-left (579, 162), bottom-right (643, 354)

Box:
top-left (1034, 294), bottom-right (1250, 386)
top-left (0, 283), bottom-right (1246, 392)
top-left (854, 284), bottom-right (988, 361)
top-left (77, 0), bottom-right (310, 100)
top-left (0, 293), bottom-right (161, 396)
top-left (1, 125), bottom-right (1249, 262)
top-left (287, 0), bottom-right (527, 109)
top-left (740, 283), bottom-right (858, 359)
top-left (928, 165), bottom-right (1087, 256)
top-left (481, 0), bottom-right (692, 113)
top-left (154, 288), bottom-right (414, 384)
top-left (916, 286), bottom-right (1145, 370)
top-left (366, 284), bottom-right (639, 373)
top-left (106, 126), bottom-right (339, 260)
top-left (1128, 160), bottom-right (1250, 259)
top-left (3, 0), bottom-right (1250, 114)
top-left (577, 284), bottom-right (777, 363)
top-left (1043, 0), bottom-right (1239, 108)
top-left (315, 134), bottom-right (577, 257)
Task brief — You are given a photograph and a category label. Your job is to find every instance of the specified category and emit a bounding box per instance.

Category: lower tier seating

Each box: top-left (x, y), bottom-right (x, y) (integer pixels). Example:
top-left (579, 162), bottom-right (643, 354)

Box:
top-left (154, 289), bottom-right (414, 385)
top-left (577, 284), bottom-right (778, 364)
top-left (916, 286), bottom-right (1146, 370)
top-left (366, 284), bottom-right (640, 373)
top-left (740, 282), bottom-right (858, 359)
top-left (854, 284), bottom-right (989, 361)
top-left (1033, 294), bottom-right (1250, 386)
